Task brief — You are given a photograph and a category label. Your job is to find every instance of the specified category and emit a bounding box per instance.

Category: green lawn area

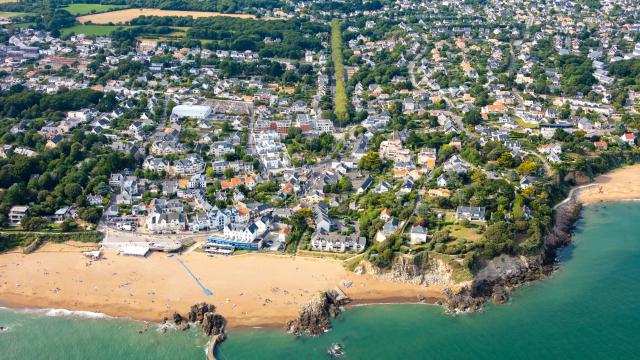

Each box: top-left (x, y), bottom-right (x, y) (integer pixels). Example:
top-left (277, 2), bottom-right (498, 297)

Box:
top-left (514, 116), bottom-right (540, 129)
top-left (0, 12), bottom-right (28, 17)
top-left (447, 224), bottom-right (483, 242)
top-left (61, 3), bottom-right (128, 16)
top-left (62, 24), bottom-right (132, 36)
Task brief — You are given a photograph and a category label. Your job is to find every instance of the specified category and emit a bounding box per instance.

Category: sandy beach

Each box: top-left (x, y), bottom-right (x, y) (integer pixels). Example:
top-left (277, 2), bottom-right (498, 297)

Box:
top-left (576, 164), bottom-right (640, 204)
top-left (0, 242), bottom-right (441, 328)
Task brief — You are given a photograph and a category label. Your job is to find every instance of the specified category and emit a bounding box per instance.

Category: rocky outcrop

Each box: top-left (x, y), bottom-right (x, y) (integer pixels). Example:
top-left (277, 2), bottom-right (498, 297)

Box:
top-left (286, 288), bottom-right (351, 336)
top-left (172, 303), bottom-right (226, 359)
top-left (356, 254), bottom-right (459, 287)
top-left (443, 201), bottom-right (582, 313)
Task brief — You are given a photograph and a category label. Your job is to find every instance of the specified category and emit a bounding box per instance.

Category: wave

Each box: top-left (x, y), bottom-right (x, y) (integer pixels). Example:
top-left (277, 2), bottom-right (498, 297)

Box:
top-left (11, 307), bottom-right (113, 320)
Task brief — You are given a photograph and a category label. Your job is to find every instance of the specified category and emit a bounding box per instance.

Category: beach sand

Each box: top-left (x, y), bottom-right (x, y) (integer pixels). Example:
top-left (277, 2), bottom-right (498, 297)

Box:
top-left (0, 242), bottom-right (441, 328)
top-left (576, 164), bottom-right (640, 204)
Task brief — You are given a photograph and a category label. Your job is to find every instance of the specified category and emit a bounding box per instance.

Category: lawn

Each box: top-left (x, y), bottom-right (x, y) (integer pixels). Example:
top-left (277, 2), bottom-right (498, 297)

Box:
top-left (0, 12), bottom-right (28, 17)
top-left (447, 224), bottom-right (483, 242)
top-left (514, 116), bottom-right (540, 129)
top-left (62, 3), bottom-right (128, 16)
top-left (61, 24), bottom-right (132, 36)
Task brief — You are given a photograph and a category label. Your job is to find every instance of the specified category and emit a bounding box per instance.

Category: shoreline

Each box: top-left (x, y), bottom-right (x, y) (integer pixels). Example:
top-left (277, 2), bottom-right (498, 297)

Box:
top-left (0, 242), bottom-right (442, 329)
top-left (1, 165), bottom-right (639, 329)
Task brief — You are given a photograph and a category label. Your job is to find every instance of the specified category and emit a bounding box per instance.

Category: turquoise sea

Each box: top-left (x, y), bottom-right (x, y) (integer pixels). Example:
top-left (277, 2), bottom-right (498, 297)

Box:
top-left (1, 202), bottom-right (639, 359)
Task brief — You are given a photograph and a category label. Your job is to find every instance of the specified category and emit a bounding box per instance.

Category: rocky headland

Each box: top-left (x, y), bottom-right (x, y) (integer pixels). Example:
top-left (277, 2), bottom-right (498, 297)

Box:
top-left (286, 288), bottom-right (351, 336)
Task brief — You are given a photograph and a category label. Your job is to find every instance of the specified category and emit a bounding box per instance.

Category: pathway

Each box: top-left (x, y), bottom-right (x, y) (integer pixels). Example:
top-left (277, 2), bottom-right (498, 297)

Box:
top-left (175, 256), bottom-right (213, 296)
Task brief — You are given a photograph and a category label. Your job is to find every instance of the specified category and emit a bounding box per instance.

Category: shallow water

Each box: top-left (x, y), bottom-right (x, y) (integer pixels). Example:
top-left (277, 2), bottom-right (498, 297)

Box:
top-left (1, 202), bottom-right (639, 359)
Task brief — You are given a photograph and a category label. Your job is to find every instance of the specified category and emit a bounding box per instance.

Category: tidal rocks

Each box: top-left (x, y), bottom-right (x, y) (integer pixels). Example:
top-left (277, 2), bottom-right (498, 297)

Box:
top-left (287, 288), bottom-right (351, 336)
top-left (188, 303), bottom-right (216, 323)
top-left (202, 313), bottom-right (226, 337)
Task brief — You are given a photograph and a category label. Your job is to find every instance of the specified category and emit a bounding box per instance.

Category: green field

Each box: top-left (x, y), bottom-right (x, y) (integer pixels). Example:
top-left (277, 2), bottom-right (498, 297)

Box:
top-left (61, 3), bottom-right (128, 16)
top-left (331, 19), bottom-right (349, 124)
top-left (61, 24), bottom-right (131, 36)
top-left (0, 12), bottom-right (28, 17)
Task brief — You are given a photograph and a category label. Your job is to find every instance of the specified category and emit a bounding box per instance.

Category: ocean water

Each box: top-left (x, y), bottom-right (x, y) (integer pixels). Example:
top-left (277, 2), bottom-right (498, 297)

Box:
top-left (1, 202), bottom-right (640, 359)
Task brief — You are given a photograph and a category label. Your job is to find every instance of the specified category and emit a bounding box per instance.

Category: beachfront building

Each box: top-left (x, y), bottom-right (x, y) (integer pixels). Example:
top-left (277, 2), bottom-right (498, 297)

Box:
top-left (9, 205), bottom-right (29, 226)
top-left (310, 233), bottom-right (366, 253)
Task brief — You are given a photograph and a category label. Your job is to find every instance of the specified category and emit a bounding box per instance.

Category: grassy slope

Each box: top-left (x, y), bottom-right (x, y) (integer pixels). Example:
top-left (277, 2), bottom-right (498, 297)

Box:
top-left (331, 19), bottom-right (349, 124)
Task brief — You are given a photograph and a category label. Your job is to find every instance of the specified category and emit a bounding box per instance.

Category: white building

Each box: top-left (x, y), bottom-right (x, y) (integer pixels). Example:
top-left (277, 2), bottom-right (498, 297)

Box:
top-left (171, 105), bottom-right (212, 119)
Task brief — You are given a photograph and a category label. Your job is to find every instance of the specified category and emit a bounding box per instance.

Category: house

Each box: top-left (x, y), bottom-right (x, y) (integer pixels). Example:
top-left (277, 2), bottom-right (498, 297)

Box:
top-left (593, 140), bottom-right (608, 150)
top-left (620, 133), bottom-right (636, 146)
top-left (310, 233), bottom-right (366, 253)
top-left (9, 205), bottom-right (29, 226)
top-left (314, 203), bottom-right (332, 233)
top-left (357, 175), bottom-right (373, 194)
top-left (455, 206), bottom-right (486, 222)
top-left (519, 176), bottom-right (534, 190)
top-left (87, 194), bottom-right (104, 206)
top-left (376, 217), bottom-right (398, 242)
top-left (437, 174), bottom-right (448, 188)
top-left (417, 148), bottom-right (437, 168)
top-left (46, 135), bottom-right (64, 148)
top-left (409, 225), bottom-right (428, 245)
top-left (443, 155), bottom-right (468, 174)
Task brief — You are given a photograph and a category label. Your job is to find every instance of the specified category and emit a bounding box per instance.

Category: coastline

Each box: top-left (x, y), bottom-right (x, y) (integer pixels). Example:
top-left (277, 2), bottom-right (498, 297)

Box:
top-left (1, 165), bottom-right (639, 329)
top-left (0, 242), bottom-right (442, 329)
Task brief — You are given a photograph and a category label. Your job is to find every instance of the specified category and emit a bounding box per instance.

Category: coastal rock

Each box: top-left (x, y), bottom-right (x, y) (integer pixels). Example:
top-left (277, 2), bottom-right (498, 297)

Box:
top-left (172, 312), bottom-right (184, 325)
top-left (491, 286), bottom-right (507, 304)
top-left (188, 303), bottom-right (216, 323)
top-left (286, 288), bottom-right (351, 336)
top-left (202, 313), bottom-right (226, 337)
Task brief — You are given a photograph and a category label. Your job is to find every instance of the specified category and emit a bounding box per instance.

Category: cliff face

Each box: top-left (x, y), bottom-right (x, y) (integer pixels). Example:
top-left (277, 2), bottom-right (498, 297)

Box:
top-left (443, 201), bottom-right (581, 312)
top-left (356, 254), bottom-right (463, 287)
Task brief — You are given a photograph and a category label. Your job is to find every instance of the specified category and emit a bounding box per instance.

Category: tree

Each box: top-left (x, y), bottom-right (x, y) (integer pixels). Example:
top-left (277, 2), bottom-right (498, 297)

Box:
top-left (64, 183), bottom-right (83, 200)
top-left (21, 216), bottom-right (48, 231)
top-left (517, 160), bottom-right (539, 175)
top-left (78, 207), bottom-right (102, 224)
top-left (358, 151), bottom-right (383, 172)
top-left (482, 221), bottom-right (515, 258)
top-left (462, 108), bottom-right (483, 126)
top-left (60, 218), bottom-right (77, 232)
top-left (224, 167), bottom-right (235, 179)
top-left (497, 152), bottom-right (514, 168)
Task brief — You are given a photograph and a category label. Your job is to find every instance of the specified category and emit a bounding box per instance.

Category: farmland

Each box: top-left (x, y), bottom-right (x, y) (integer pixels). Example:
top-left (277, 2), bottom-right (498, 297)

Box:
top-left (61, 24), bottom-right (132, 37)
top-left (61, 3), bottom-right (129, 16)
top-left (76, 8), bottom-right (273, 24)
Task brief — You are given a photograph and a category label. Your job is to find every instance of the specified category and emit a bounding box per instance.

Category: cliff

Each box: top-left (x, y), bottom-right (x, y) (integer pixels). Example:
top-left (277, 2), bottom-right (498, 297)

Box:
top-left (355, 253), bottom-right (470, 287)
top-left (442, 201), bottom-right (582, 312)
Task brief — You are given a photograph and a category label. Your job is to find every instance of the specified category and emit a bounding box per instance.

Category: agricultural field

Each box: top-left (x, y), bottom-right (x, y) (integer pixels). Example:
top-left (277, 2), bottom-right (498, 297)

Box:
top-left (77, 8), bottom-right (271, 24)
top-left (0, 12), bottom-right (27, 17)
top-left (0, 0), bottom-right (18, 3)
top-left (61, 3), bottom-right (128, 16)
top-left (61, 24), bottom-right (132, 36)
